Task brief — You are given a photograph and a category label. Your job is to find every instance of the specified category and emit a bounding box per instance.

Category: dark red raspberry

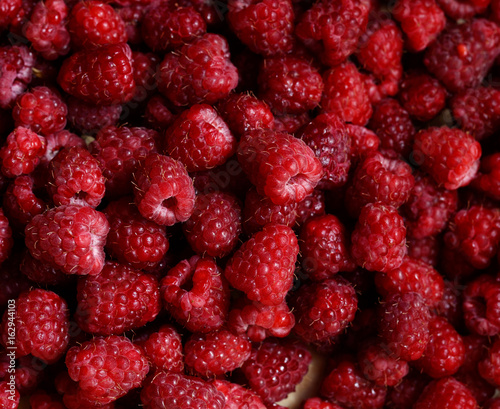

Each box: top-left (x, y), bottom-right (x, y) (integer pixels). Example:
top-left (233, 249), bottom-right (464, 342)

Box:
top-left (225, 223), bottom-right (298, 306)
top-left (463, 275), bottom-right (500, 336)
top-left (433, 279), bottom-right (463, 329)
top-left (58, 43), bottom-right (135, 106)
top-left (29, 392), bottom-right (65, 409)
top-left (237, 129), bottom-right (323, 205)
top-left (141, 372), bottom-right (225, 409)
top-left (436, 0), bottom-right (490, 18)
top-left (486, 398), bottom-right (500, 409)
top-left (0, 253), bottom-right (32, 307)
top-left (291, 276), bottom-right (357, 343)
top-left (424, 19), bottom-right (500, 92)
top-left (478, 337), bottom-right (500, 387)
top-left (161, 256), bottom-right (230, 333)
top-left (144, 94), bottom-right (176, 131)
top-left (304, 397), bottom-right (344, 409)
top-left (157, 33), bottom-right (238, 107)
top-left (378, 292), bottom-right (431, 361)
top-left (407, 235), bottom-right (441, 267)
top-left (321, 61), bottom-right (373, 126)
top-left (66, 97), bottom-right (122, 135)
top-left (386, 370), bottom-right (431, 409)
top-left (133, 153), bottom-right (195, 226)
top-left (66, 335), bottom-right (149, 405)
top-left (131, 51), bottom-right (159, 98)
top-left (213, 380), bottom-right (266, 409)
top-left (295, 189), bottom-right (326, 227)
top-left (0, 208), bottom-right (13, 265)
top-left (0, 127), bottom-right (46, 178)
top-left (116, 4), bottom-right (146, 44)
top-left (41, 129), bottom-right (85, 168)
top-left (25, 204), bottom-right (109, 276)
top-left (320, 357), bottom-right (386, 409)
top-left (472, 153), bottom-right (500, 201)
top-left (413, 377), bottom-right (478, 409)
top-left (20, 251), bottom-right (68, 285)
top-left (413, 127), bottom-right (481, 190)
top-left (273, 111), bottom-right (311, 134)
top-left (0, 380), bottom-right (19, 409)
top-left (0, 45), bottom-right (35, 109)
top-left (241, 338), bottom-right (311, 404)
top-left (227, 0), bottom-right (294, 57)
top-left (1, 289), bottom-right (69, 363)
top-left (90, 125), bottom-right (158, 198)
top-left (0, 0), bottom-right (21, 30)
top-left (346, 124), bottom-right (380, 163)
top-left (392, 0), bottom-right (446, 52)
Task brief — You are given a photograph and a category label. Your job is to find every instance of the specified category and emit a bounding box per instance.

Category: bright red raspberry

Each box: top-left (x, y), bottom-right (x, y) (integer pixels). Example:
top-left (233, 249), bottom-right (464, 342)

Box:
top-left (161, 256), bottom-right (230, 333)
top-left (241, 338), bottom-right (311, 404)
top-left (57, 43), bottom-right (135, 106)
top-left (68, 0), bottom-right (127, 50)
top-left (144, 94), bottom-right (176, 131)
top-left (413, 377), bottom-right (478, 409)
top-left (478, 337), bottom-right (500, 387)
top-left (407, 235), bottom-right (441, 267)
top-left (20, 251), bottom-right (68, 285)
top-left (24, 204), bottom-right (109, 276)
top-left (321, 61), bottom-right (373, 126)
top-left (66, 335), bottom-right (149, 405)
top-left (0, 127), bottom-right (46, 178)
top-left (90, 125), bottom-right (158, 198)
top-left (0, 380), bottom-right (19, 409)
top-left (295, 189), bottom-right (325, 227)
top-left (133, 153), bottom-right (195, 226)
top-left (346, 124), bottom-right (380, 163)
top-left (320, 357), bottom-right (386, 409)
top-left (227, 0), bottom-right (294, 56)
top-left (463, 275), bottom-right (500, 336)
top-left (291, 276), bottom-right (358, 343)
top-left (472, 153), bottom-right (500, 201)
top-left (436, 0), bottom-right (490, 18)
top-left (1, 289), bottom-right (69, 363)
top-left (0, 0), bottom-right (21, 30)
top-left (0, 208), bottom-right (13, 265)
top-left (392, 0), bottom-right (446, 52)
top-left (66, 97), bottom-right (122, 135)
top-left (0, 45), bottom-right (35, 109)
top-left (424, 19), bottom-right (500, 92)
top-left (213, 380), bottom-right (266, 409)
top-left (413, 127), bottom-right (481, 190)
top-left (225, 223), bottom-right (298, 306)
top-left (237, 129), bottom-right (323, 205)
top-left (141, 372), bottom-right (225, 409)
top-left (158, 33), bottom-right (238, 107)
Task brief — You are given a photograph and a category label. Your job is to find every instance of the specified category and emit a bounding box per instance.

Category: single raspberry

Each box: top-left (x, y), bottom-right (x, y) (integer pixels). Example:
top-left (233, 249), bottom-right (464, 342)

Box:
top-left (424, 19), bottom-right (500, 92)
top-left (241, 338), bottom-right (311, 404)
top-left (142, 5), bottom-right (206, 52)
top-left (321, 61), bottom-right (373, 126)
top-left (161, 256), bottom-right (230, 333)
top-left (0, 289), bottom-right (69, 363)
top-left (0, 45), bottom-right (35, 109)
top-left (68, 0), bottom-right (127, 50)
top-left (291, 276), bottom-right (357, 343)
top-left (66, 97), bottom-right (122, 135)
top-left (478, 337), bottom-right (500, 387)
top-left (0, 380), bottom-right (19, 409)
top-left (140, 372), bottom-right (225, 409)
top-left (20, 251), bottom-right (68, 285)
top-left (66, 335), bottom-right (149, 405)
top-left (57, 43), bottom-right (135, 106)
top-left (24, 204), bottom-right (109, 276)
top-left (472, 153), bottom-right (500, 201)
top-left (320, 357), bottom-right (386, 409)
top-left (213, 380), bottom-right (266, 409)
top-left (412, 127), bottom-right (481, 190)
top-left (227, 0), bottom-right (294, 57)
top-left (392, 0), bottom-right (446, 52)
top-left (144, 94), bottom-right (176, 131)
top-left (89, 125), bottom-right (158, 198)
top-left (237, 129), bottom-right (323, 206)
top-left (0, 0), bottom-right (21, 30)
top-left (346, 124), bottom-right (380, 163)
top-left (413, 377), bottom-right (478, 409)
top-left (295, 189), bottom-right (325, 227)
top-left (368, 98), bottom-right (415, 157)
top-left (304, 397), bottom-right (344, 409)
top-left (463, 275), bottom-right (500, 336)
top-left (224, 223), bottom-right (298, 306)
top-left (0, 127), bottom-right (46, 178)
top-left (157, 33), bottom-right (238, 106)
top-left (436, 0), bottom-right (490, 18)
top-left (0, 208), bottom-right (13, 265)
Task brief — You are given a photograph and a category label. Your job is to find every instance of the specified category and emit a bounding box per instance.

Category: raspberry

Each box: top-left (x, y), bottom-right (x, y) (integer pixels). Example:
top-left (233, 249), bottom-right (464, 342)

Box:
top-left (164, 104), bottom-right (236, 172)
top-left (133, 153), bottom-right (195, 226)
top-left (463, 275), bottom-right (500, 336)
top-left (377, 292), bottom-right (431, 361)
top-left (436, 0), bottom-right (490, 18)
top-left (424, 19), bottom-right (500, 92)
top-left (1, 289), bottom-right (69, 363)
top-left (41, 129), bottom-right (85, 167)
top-left (213, 380), bottom-right (266, 409)
top-left (241, 338), bottom-right (311, 404)
top-left (346, 124), bottom-right (380, 162)
top-left (321, 61), bottom-right (373, 126)
top-left (237, 129), bottom-right (323, 206)
top-left (392, 0), bottom-right (446, 52)
top-left (144, 95), bottom-right (176, 131)
top-left (0, 127), bottom-right (46, 178)
top-left (291, 276), bottom-right (358, 343)
top-left (478, 337), bottom-right (500, 387)
top-left (68, 0), bottom-right (127, 50)
top-left (227, 0), bottom-right (295, 56)
top-left (0, 45), bottom-right (35, 109)
top-left (57, 43), bottom-right (135, 106)
top-left (433, 279), bottom-right (463, 328)
top-left (66, 97), bottom-right (122, 135)
top-left (273, 111), bottom-right (311, 134)
top-left (161, 256), bottom-right (230, 333)
top-left (412, 127), bottom-right (481, 190)
top-left (20, 251), bottom-right (68, 285)
top-left (386, 370), bottom-right (431, 409)
top-left (295, 189), bottom-right (325, 227)
top-left (157, 33), bottom-right (238, 107)
top-left (0, 380), bottom-right (19, 409)
top-left (472, 153), bottom-right (500, 201)
top-left (65, 335), bottom-right (149, 405)
top-left (140, 372), bottom-right (225, 409)
top-left (25, 204), bottom-right (109, 276)
top-left (413, 377), bottom-right (478, 409)
top-left (407, 235), bottom-right (441, 267)
top-left (0, 0), bottom-right (21, 30)
top-left (131, 51), bottom-right (160, 99)
top-left (224, 223), bottom-right (298, 306)
top-left (304, 397), bottom-right (344, 409)
top-left (90, 125), bottom-right (158, 198)
top-left (0, 208), bottom-right (13, 265)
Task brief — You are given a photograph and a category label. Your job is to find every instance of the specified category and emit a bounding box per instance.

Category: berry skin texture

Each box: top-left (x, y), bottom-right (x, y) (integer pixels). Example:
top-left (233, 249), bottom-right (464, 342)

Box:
top-left (351, 202), bottom-right (407, 273)
top-left (0, 45), bottom-right (35, 109)
top-left (413, 377), bottom-right (478, 409)
top-left (237, 129), bottom-right (323, 206)
top-left (133, 153), bottom-right (196, 226)
top-left (224, 223), bottom-right (299, 306)
top-left (57, 43), bottom-right (135, 106)
top-left (473, 153), bottom-right (500, 201)
top-left (0, 208), bottom-right (13, 265)
top-left (75, 261), bottom-right (160, 335)
top-left (436, 0), bottom-right (490, 19)
top-left (66, 335), bottom-right (149, 405)
top-left (413, 127), bottom-right (481, 190)
top-left (463, 275), bottom-right (500, 336)
top-left (213, 380), bottom-right (266, 409)
top-left (1, 289), bottom-right (69, 363)
top-left (24, 204), bottom-right (110, 276)
top-left (478, 337), bottom-right (500, 387)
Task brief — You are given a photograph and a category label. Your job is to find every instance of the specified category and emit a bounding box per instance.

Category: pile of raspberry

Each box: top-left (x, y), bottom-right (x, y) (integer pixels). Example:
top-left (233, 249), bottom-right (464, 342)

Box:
top-left (1, 0), bottom-right (500, 408)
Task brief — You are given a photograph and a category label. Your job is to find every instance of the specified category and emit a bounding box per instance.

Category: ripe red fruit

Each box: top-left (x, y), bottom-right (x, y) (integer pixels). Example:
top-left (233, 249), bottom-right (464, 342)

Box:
top-left (0, 45), bottom-right (35, 109)
top-left (0, 208), bottom-right (13, 265)
top-left (213, 380), bottom-right (266, 409)
top-left (463, 275), bottom-right (500, 336)
top-left (413, 377), bottom-right (478, 409)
